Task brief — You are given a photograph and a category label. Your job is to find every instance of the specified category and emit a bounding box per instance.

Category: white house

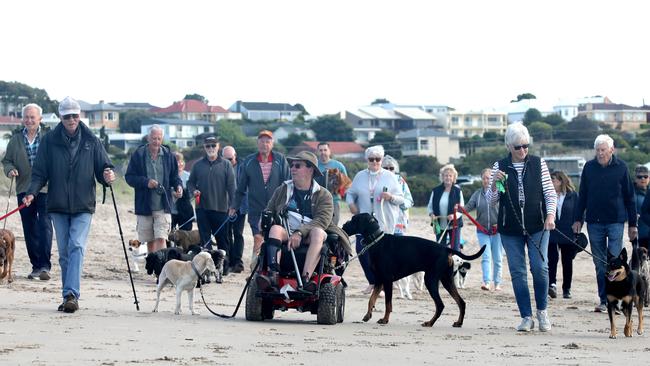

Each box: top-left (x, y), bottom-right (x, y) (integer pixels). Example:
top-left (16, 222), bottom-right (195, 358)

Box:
top-left (229, 101), bottom-right (303, 122)
top-left (396, 128), bottom-right (460, 164)
top-left (141, 118), bottom-right (215, 149)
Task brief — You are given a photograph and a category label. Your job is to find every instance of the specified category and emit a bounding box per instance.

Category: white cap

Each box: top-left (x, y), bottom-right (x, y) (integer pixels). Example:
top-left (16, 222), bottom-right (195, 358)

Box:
top-left (58, 96), bottom-right (81, 116)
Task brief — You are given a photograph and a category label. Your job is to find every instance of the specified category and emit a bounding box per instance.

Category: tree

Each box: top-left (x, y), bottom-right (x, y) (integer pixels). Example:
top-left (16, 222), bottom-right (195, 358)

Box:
top-left (456, 146), bottom-right (506, 175)
top-left (183, 93), bottom-right (208, 104)
top-left (0, 81), bottom-right (58, 114)
top-left (280, 133), bottom-right (309, 151)
top-left (401, 155), bottom-right (441, 176)
top-left (310, 115), bottom-right (354, 141)
top-left (371, 98), bottom-right (390, 105)
top-left (510, 93), bottom-right (537, 103)
top-left (119, 110), bottom-right (153, 133)
top-left (522, 108), bottom-right (543, 126)
top-left (215, 119), bottom-right (257, 156)
top-left (554, 115), bottom-right (600, 148)
top-left (293, 103), bottom-right (309, 115)
top-left (527, 121), bottom-right (553, 141)
top-left (542, 113), bottom-right (565, 126)
top-left (369, 130), bottom-right (402, 158)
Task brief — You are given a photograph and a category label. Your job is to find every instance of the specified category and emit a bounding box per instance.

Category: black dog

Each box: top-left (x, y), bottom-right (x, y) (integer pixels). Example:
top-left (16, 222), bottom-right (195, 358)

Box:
top-left (605, 247), bottom-right (646, 338)
top-left (145, 247), bottom-right (185, 278)
top-left (342, 213), bottom-right (485, 327)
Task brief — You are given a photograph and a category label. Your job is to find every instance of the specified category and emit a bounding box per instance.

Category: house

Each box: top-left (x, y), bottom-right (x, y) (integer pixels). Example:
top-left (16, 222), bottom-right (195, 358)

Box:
top-left (553, 96), bottom-right (610, 121)
top-left (448, 109), bottom-right (507, 138)
top-left (42, 113), bottom-right (60, 128)
top-left (151, 99), bottom-right (241, 122)
top-left (290, 141), bottom-right (365, 161)
top-left (273, 126), bottom-right (315, 141)
top-left (141, 118), bottom-right (215, 149)
top-left (79, 100), bottom-right (121, 131)
top-left (396, 128), bottom-right (460, 164)
top-left (107, 133), bottom-right (146, 153)
top-left (229, 101), bottom-right (303, 122)
top-left (110, 102), bottom-right (159, 111)
top-left (578, 102), bottom-right (648, 131)
top-left (342, 106), bottom-right (437, 144)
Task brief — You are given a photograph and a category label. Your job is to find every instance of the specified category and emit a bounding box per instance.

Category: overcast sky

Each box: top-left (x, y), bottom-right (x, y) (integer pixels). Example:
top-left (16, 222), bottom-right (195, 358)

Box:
top-left (2, 0), bottom-right (648, 116)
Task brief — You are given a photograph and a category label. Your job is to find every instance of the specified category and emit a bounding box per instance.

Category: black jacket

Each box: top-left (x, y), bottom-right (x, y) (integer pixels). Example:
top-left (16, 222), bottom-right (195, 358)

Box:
top-left (233, 152), bottom-right (290, 216)
top-left (549, 191), bottom-right (578, 245)
top-left (27, 122), bottom-right (113, 214)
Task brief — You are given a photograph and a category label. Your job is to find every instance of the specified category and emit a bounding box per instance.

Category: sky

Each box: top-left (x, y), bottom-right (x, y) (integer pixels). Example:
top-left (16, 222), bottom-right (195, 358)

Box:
top-left (2, 0), bottom-right (648, 116)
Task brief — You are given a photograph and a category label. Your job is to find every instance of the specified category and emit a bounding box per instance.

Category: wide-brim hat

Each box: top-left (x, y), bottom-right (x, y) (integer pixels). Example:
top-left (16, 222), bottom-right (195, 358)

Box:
top-left (287, 151), bottom-right (323, 177)
top-left (574, 232), bottom-right (588, 251)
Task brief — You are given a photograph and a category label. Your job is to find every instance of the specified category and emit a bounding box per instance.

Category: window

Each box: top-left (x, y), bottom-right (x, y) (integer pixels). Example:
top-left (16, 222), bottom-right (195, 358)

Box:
top-left (106, 112), bottom-right (115, 121)
top-left (420, 139), bottom-right (429, 150)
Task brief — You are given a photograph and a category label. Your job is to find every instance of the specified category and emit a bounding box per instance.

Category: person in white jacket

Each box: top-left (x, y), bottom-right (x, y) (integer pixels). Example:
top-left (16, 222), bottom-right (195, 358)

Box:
top-left (381, 155), bottom-right (413, 235)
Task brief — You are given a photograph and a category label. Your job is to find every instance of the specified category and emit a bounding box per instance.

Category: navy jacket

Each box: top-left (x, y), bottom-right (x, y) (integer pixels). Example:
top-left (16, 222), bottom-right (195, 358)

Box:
top-left (233, 151), bottom-right (290, 216)
top-left (125, 144), bottom-right (181, 215)
top-left (550, 191), bottom-right (578, 245)
top-left (574, 155), bottom-right (636, 226)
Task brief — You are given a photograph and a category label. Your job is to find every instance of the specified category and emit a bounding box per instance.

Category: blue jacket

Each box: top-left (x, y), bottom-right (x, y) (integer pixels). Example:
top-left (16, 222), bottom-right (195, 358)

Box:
top-left (125, 144), bottom-right (181, 215)
top-left (233, 151), bottom-right (290, 216)
top-left (635, 187), bottom-right (649, 239)
top-left (574, 155), bottom-right (636, 226)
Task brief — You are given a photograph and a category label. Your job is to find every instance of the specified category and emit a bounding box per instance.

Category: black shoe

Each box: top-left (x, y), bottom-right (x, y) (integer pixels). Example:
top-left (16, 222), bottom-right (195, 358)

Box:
top-left (548, 284), bottom-right (557, 299)
top-left (63, 294), bottom-right (78, 313)
top-left (301, 275), bottom-right (318, 293)
top-left (57, 303), bottom-right (64, 312)
top-left (231, 263), bottom-right (244, 273)
top-left (563, 289), bottom-right (572, 299)
top-left (256, 272), bottom-right (278, 291)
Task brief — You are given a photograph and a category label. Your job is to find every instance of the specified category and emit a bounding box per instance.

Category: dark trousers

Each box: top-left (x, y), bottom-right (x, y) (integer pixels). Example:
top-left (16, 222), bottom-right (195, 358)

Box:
top-left (17, 192), bottom-right (53, 271)
top-left (227, 213), bottom-right (246, 266)
top-left (171, 213), bottom-right (193, 231)
top-left (437, 227), bottom-right (461, 251)
top-left (639, 237), bottom-right (649, 251)
top-left (196, 209), bottom-right (230, 255)
top-left (548, 241), bottom-right (578, 290)
top-left (356, 235), bottom-right (376, 284)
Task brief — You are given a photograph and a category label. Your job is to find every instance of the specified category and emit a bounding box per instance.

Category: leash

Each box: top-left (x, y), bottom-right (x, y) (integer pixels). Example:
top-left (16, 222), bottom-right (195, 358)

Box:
top-left (553, 228), bottom-right (607, 265)
top-left (333, 231), bottom-right (385, 272)
top-left (3, 177), bottom-right (14, 230)
top-left (0, 203), bottom-right (26, 222)
top-left (200, 214), bottom-right (239, 249)
top-left (196, 254), bottom-right (261, 318)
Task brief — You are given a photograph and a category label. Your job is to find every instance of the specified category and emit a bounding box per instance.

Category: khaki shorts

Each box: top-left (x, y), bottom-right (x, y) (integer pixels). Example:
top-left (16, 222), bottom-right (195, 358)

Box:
top-left (136, 211), bottom-right (171, 243)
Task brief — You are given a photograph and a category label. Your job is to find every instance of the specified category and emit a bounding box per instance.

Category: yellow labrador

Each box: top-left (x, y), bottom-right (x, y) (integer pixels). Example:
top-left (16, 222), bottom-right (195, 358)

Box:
top-left (152, 251), bottom-right (216, 315)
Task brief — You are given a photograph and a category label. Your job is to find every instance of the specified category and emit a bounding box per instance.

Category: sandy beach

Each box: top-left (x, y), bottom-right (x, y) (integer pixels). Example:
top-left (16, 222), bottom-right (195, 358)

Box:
top-left (1, 196), bottom-right (649, 366)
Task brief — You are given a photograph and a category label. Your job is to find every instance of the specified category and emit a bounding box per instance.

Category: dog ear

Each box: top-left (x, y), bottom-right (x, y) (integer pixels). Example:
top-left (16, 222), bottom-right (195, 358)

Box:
top-left (619, 248), bottom-right (628, 262)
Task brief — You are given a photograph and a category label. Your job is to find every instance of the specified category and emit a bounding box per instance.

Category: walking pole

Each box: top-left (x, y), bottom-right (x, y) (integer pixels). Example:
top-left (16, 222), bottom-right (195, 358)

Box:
top-left (3, 176), bottom-right (14, 230)
top-left (108, 184), bottom-right (140, 311)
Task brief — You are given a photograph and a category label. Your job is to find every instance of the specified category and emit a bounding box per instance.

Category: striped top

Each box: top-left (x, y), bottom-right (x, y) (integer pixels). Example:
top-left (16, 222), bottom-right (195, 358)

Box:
top-left (486, 158), bottom-right (556, 217)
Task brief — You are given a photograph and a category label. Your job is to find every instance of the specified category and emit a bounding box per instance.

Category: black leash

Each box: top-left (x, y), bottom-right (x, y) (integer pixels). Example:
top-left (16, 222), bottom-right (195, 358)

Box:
top-left (553, 228), bottom-right (607, 265)
top-left (196, 256), bottom-right (261, 319)
top-left (501, 178), bottom-right (547, 262)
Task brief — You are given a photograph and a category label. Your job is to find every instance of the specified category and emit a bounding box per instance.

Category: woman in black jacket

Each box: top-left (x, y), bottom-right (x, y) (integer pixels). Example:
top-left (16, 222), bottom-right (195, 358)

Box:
top-left (548, 171), bottom-right (579, 299)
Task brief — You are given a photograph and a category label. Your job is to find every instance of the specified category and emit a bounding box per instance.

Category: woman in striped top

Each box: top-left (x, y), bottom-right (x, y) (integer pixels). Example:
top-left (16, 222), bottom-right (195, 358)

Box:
top-left (486, 122), bottom-right (557, 333)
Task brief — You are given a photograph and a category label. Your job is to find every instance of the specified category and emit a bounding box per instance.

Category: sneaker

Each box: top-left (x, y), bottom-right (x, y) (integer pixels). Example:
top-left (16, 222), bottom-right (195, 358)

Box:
top-left (39, 270), bottom-right (51, 281)
top-left (63, 294), bottom-right (78, 313)
top-left (27, 269), bottom-right (40, 280)
top-left (537, 310), bottom-right (551, 332)
top-left (562, 289), bottom-right (572, 299)
top-left (594, 303), bottom-right (607, 313)
top-left (516, 316), bottom-right (535, 332)
top-left (548, 284), bottom-right (557, 299)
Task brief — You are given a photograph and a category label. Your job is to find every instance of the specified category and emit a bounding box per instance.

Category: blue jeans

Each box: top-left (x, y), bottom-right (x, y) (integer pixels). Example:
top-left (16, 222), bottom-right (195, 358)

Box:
top-left (17, 192), bottom-right (53, 272)
top-left (477, 231), bottom-right (502, 285)
top-left (587, 222), bottom-right (624, 305)
top-left (50, 213), bottom-right (92, 300)
top-left (501, 230), bottom-right (549, 318)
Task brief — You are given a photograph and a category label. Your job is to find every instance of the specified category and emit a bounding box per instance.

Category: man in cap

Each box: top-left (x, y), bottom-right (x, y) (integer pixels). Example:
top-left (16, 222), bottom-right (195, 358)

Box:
top-left (2, 103), bottom-right (54, 281)
top-left (256, 151), bottom-right (347, 293)
top-left (232, 130), bottom-right (290, 270)
top-left (24, 96), bottom-right (116, 313)
top-left (188, 136), bottom-right (236, 272)
top-left (223, 145), bottom-right (246, 273)
top-left (125, 125), bottom-right (182, 253)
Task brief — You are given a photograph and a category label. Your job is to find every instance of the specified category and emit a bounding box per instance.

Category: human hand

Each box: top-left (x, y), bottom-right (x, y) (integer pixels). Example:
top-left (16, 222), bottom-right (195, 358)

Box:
top-left (147, 179), bottom-right (158, 189)
top-left (228, 208), bottom-right (237, 217)
top-left (8, 169), bottom-right (18, 178)
top-left (544, 215), bottom-right (555, 231)
top-left (23, 194), bottom-right (34, 207)
top-left (447, 214), bottom-right (454, 221)
top-left (629, 226), bottom-right (638, 241)
top-left (103, 168), bottom-right (115, 185)
top-left (380, 192), bottom-right (392, 201)
top-left (289, 232), bottom-right (302, 249)
top-left (173, 186), bottom-right (183, 198)
top-left (572, 221), bottom-right (582, 234)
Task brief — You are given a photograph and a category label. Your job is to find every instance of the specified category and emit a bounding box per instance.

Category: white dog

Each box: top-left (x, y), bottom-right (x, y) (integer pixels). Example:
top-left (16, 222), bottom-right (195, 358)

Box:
top-left (152, 251), bottom-right (217, 315)
top-left (452, 255), bottom-right (471, 289)
top-left (128, 239), bottom-right (148, 272)
top-left (396, 272), bottom-right (425, 300)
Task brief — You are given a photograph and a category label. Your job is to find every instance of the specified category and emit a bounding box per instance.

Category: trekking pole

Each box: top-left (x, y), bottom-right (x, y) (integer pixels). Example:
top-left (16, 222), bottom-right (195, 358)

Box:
top-left (3, 176), bottom-right (14, 230)
top-left (107, 183), bottom-right (140, 311)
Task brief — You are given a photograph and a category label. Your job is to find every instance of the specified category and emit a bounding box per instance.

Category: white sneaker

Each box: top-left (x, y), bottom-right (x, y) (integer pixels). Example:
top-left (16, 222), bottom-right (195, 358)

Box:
top-left (516, 316), bottom-right (535, 332)
top-left (537, 310), bottom-right (551, 332)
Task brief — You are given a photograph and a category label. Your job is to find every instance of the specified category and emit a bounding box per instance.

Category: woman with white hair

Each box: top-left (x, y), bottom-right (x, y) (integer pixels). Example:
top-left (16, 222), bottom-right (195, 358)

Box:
top-left (427, 164), bottom-right (464, 251)
top-left (347, 145), bottom-right (404, 294)
top-left (382, 155), bottom-right (414, 235)
top-left (486, 122), bottom-right (557, 332)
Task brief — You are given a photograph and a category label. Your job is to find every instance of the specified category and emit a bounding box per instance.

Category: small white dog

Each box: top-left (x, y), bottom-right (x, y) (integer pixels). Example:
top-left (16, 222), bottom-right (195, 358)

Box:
top-left (452, 255), bottom-right (471, 289)
top-left (128, 239), bottom-right (148, 272)
top-left (396, 272), bottom-right (425, 300)
top-left (152, 251), bottom-right (217, 315)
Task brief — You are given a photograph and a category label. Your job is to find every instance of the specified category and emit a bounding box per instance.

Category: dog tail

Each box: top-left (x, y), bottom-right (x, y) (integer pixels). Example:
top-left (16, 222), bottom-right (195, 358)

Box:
top-left (448, 245), bottom-right (486, 261)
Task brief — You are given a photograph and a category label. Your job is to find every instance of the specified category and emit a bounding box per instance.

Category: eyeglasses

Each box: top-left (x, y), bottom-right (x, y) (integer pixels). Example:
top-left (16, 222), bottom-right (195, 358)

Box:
top-left (513, 144), bottom-right (529, 151)
top-left (225, 157), bottom-right (235, 161)
top-left (291, 162), bottom-right (306, 169)
top-left (637, 175), bottom-right (649, 179)
top-left (385, 166), bottom-right (395, 171)
top-left (62, 114), bottom-right (79, 120)
top-left (204, 144), bottom-right (217, 149)
top-left (367, 157), bottom-right (381, 162)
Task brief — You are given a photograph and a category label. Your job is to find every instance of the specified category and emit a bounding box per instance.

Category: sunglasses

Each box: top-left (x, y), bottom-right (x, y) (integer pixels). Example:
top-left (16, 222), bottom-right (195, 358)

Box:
top-left (62, 114), bottom-right (79, 120)
top-left (385, 166), bottom-right (395, 171)
top-left (204, 144), bottom-right (217, 149)
top-left (513, 144), bottom-right (529, 151)
top-left (367, 157), bottom-right (381, 162)
top-left (291, 162), bottom-right (307, 169)
top-left (225, 157), bottom-right (235, 161)
top-left (637, 175), bottom-right (649, 179)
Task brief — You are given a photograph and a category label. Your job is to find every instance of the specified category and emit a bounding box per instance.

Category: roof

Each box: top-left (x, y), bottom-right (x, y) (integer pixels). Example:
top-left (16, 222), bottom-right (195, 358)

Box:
top-left (396, 128), bottom-right (452, 139)
top-left (146, 118), bottom-right (213, 127)
top-left (110, 102), bottom-right (159, 110)
top-left (298, 141), bottom-right (365, 155)
top-left (0, 116), bottom-right (22, 125)
top-left (578, 103), bottom-right (645, 111)
top-left (393, 107), bottom-right (437, 120)
top-left (78, 100), bottom-right (121, 111)
top-left (151, 99), bottom-right (228, 114)
top-left (239, 102), bottom-right (300, 112)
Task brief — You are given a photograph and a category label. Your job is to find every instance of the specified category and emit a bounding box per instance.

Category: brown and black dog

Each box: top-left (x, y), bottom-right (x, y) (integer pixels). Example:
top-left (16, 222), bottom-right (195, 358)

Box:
top-left (0, 229), bottom-right (16, 283)
top-left (605, 246), bottom-right (646, 338)
top-left (168, 230), bottom-right (201, 251)
top-left (327, 168), bottom-right (352, 197)
top-left (342, 213), bottom-right (485, 327)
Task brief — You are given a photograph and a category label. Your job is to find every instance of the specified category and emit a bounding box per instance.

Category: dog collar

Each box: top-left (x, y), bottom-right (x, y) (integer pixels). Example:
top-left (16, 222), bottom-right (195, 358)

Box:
top-left (365, 229), bottom-right (384, 246)
top-left (191, 262), bottom-right (202, 278)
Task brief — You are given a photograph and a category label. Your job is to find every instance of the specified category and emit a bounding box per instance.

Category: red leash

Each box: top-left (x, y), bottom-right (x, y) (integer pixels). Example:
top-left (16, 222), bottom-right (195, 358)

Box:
top-left (456, 205), bottom-right (497, 235)
top-left (0, 203), bottom-right (27, 222)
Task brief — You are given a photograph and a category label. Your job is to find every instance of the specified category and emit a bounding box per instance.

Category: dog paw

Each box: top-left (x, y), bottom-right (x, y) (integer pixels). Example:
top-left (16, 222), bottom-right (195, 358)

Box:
top-left (609, 334), bottom-right (617, 339)
top-left (637, 329), bottom-right (643, 335)
top-left (453, 321), bottom-right (463, 328)
top-left (174, 311), bottom-right (181, 315)
top-left (377, 318), bottom-right (389, 325)
top-left (362, 314), bottom-right (371, 322)
top-left (152, 309), bottom-right (158, 313)
top-left (421, 321), bottom-right (434, 327)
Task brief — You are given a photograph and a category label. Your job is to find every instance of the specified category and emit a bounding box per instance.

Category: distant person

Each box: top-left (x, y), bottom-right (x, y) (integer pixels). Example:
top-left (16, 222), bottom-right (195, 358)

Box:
top-left (317, 142), bottom-right (348, 225)
top-left (232, 130), bottom-right (290, 270)
top-left (428, 164), bottom-right (464, 251)
top-left (463, 168), bottom-right (502, 291)
top-left (125, 125), bottom-right (182, 253)
top-left (548, 171), bottom-right (579, 299)
top-left (24, 96), bottom-right (116, 313)
top-left (2, 103), bottom-right (53, 280)
top-left (573, 134), bottom-right (636, 313)
top-left (633, 165), bottom-right (649, 249)
top-left (223, 145), bottom-right (246, 273)
top-left (170, 151), bottom-right (193, 231)
top-left (487, 122), bottom-right (556, 332)
top-left (188, 136), bottom-right (236, 273)
top-left (381, 155), bottom-right (413, 235)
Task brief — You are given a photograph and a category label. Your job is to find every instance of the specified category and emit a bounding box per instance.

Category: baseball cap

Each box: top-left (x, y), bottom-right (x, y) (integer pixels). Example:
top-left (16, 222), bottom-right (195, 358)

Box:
top-left (258, 130), bottom-right (273, 139)
top-left (58, 96), bottom-right (81, 116)
top-left (203, 136), bottom-right (219, 144)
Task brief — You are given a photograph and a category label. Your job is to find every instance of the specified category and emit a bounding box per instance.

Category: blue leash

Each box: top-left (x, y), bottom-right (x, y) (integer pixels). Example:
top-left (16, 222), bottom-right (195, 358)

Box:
top-left (201, 213), bottom-right (239, 249)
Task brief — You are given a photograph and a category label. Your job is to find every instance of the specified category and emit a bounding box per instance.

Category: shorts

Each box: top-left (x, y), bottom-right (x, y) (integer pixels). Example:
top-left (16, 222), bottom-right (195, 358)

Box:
top-left (247, 213), bottom-right (261, 236)
top-left (137, 211), bottom-right (171, 242)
